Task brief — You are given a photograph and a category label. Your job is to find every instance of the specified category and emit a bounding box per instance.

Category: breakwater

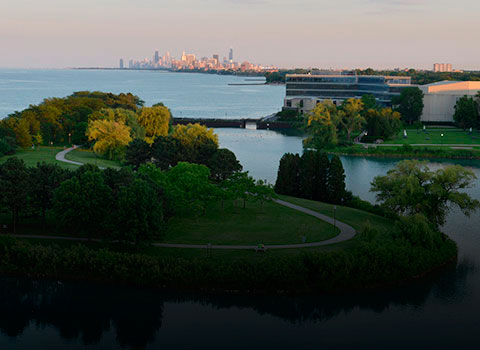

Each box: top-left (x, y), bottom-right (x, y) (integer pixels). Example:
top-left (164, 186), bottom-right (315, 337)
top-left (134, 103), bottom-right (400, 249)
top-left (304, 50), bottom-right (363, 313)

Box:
top-left (172, 117), bottom-right (292, 129)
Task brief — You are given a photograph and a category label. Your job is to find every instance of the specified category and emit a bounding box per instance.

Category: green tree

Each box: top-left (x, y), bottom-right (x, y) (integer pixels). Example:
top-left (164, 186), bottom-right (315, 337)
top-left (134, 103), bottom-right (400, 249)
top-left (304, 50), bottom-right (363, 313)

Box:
top-left (166, 162), bottom-right (218, 215)
top-left (339, 98), bottom-right (365, 141)
top-left (251, 179), bottom-right (277, 210)
top-left (125, 139), bottom-right (154, 169)
top-left (113, 178), bottom-right (164, 245)
top-left (30, 162), bottom-right (70, 229)
top-left (453, 95), bottom-right (479, 129)
top-left (87, 119), bottom-right (132, 160)
top-left (54, 171), bottom-right (113, 237)
top-left (361, 94), bottom-right (379, 111)
top-left (314, 152), bottom-right (330, 202)
top-left (207, 148), bottom-right (242, 182)
top-left (371, 160), bottom-right (480, 234)
top-left (327, 155), bottom-right (346, 204)
top-left (392, 87), bottom-right (424, 124)
top-left (225, 171), bottom-right (256, 209)
top-left (365, 108), bottom-right (402, 140)
top-left (14, 119), bottom-right (32, 149)
top-left (274, 153), bottom-right (301, 196)
top-left (0, 158), bottom-right (30, 233)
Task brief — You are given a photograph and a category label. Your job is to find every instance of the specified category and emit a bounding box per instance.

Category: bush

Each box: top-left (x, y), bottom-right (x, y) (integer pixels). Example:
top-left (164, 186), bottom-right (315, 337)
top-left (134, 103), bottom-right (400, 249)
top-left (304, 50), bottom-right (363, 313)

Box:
top-left (0, 138), bottom-right (14, 156)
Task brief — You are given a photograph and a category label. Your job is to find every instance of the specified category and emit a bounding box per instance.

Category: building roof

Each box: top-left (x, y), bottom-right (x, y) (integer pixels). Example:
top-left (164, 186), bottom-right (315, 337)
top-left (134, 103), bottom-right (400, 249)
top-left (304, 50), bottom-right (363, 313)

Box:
top-left (420, 80), bottom-right (480, 94)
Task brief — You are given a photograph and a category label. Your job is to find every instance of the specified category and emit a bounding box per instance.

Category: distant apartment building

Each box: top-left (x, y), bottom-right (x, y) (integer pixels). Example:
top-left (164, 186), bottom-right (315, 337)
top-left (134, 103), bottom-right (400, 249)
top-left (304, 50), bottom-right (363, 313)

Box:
top-left (283, 72), bottom-right (412, 114)
top-left (119, 59), bottom-right (124, 69)
top-left (420, 81), bottom-right (480, 123)
top-left (229, 48), bottom-right (234, 62)
top-left (433, 63), bottom-right (453, 72)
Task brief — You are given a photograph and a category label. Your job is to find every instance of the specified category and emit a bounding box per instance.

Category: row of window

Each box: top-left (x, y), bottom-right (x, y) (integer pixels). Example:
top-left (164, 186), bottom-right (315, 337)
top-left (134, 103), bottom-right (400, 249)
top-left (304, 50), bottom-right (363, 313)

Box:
top-left (286, 76), bottom-right (411, 85)
top-left (286, 84), bottom-right (391, 92)
top-left (285, 90), bottom-right (395, 98)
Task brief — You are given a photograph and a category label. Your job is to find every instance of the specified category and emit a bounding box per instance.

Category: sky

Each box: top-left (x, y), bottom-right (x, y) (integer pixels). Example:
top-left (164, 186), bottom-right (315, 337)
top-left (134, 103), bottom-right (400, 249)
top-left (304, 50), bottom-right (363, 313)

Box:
top-left (0, 0), bottom-right (479, 70)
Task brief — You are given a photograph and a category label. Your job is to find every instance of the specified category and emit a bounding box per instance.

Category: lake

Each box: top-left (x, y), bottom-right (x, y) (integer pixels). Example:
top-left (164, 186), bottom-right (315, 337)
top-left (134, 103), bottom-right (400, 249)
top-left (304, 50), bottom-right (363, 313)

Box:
top-left (1, 70), bottom-right (479, 349)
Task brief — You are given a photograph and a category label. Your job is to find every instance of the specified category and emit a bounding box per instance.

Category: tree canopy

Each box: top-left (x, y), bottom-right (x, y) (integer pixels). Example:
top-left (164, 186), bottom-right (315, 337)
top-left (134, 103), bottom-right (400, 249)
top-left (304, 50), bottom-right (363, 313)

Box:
top-left (453, 95), bottom-right (479, 129)
top-left (392, 87), bottom-right (424, 124)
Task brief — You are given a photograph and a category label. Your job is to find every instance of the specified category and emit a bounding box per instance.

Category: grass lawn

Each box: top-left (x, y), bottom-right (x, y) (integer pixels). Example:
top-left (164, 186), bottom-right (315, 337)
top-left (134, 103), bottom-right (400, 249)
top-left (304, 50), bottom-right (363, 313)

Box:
top-left (65, 149), bottom-right (122, 169)
top-left (0, 147), bottom-right (78, 170)
top-left (164, 199), bottom-right (339, 245)
top-left (384, 128), bottom-right (480, 145)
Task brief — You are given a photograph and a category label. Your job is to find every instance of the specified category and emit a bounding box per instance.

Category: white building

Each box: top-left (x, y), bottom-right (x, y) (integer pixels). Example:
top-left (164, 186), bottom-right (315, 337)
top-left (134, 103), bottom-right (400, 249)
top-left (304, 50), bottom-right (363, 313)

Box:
top-left (433, 63), bottom-right (453, 73)
top-left (420, 81), bottom-right (480, 123)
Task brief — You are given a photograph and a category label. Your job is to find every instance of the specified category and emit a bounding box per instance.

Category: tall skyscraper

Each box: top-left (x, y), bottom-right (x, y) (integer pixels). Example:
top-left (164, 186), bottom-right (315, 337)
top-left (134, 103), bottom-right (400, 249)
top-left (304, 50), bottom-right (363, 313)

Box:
top-left (119, 58), bottom-right (124, 69)
top-left (154, 50), bottom-right (159, 64)
top-left (433, 63), bottom-right (453, 72)
top-left (229, 47), bottom-right (233, 62)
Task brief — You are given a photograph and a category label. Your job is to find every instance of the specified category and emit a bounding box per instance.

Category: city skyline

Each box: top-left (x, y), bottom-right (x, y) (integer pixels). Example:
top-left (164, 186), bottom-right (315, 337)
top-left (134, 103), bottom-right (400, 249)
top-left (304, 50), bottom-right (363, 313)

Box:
top-left (1, 0), bottom-right (480, 70)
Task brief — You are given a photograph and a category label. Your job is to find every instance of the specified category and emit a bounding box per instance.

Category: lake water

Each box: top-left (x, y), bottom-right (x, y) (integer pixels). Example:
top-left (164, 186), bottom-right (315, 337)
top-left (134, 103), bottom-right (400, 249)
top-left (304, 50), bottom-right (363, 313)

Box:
top-left (1, 70), bottom-right (480, 349)
top-left (0, 69), bottom-right (285, 119)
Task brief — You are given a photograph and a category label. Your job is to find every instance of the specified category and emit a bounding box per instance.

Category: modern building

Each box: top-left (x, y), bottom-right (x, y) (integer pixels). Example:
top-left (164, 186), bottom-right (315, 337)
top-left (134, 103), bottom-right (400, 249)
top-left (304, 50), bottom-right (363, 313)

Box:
top-left (283, 72), bottom-right (412, 114)
top-left (433, 63), bottom-right (453, 73)
top-left (420, 81), bottom-right (480, 123)
top-left (119, 59), bottom-right (124, 69)
top-left (228, 48), bottom-right (233, 62)
top-left (154, 51), bottom-right (159, 64)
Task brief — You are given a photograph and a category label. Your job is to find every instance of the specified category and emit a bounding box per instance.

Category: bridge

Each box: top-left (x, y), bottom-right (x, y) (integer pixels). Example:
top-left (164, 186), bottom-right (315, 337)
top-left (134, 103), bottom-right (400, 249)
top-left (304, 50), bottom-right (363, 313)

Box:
top-left (172, 114), bottom-right (291, 130)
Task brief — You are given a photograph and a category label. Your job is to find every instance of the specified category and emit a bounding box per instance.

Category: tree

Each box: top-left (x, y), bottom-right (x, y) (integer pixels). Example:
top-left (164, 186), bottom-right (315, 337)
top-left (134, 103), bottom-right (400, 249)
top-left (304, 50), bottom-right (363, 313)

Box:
top-left (166, 162), bottom-right (218, 215)
top-left (125, 139), bottom-right (154, 169)
top-left (225, 171), bottom-right (256, 209)
top-left (299, 151), bottom-right (316, 199)
top-left (392, 87), bottom-right (424, 124)
top-left (172, 123), bottom-right (218, 149)
top-left (32, 133), bottom-right (43, 148)
top-left (327, 155), bottom-right (346, 204)
top-left (71, 121), bottom-right (89, 145)
top-left (137, 106), bottom-right (171, 144)
top-left (304, 100), bottom-right (340, 148)
top-left (251, 179), bottom-right (277, 210)
top-left (361, 94), bottom-right (379, 111)
top-left (339, 98), bottom-right (365, 141)
top-left (207, 148), bottom-right (242, 182)
top-left (371, 160), bottom-right (480, 234)
top-left (14, 119), bottom-right (32, 149)
top-left (274, 153), bottom-right (301, 196)
top-left (29, 162), bottom-right (69, 229)
top-left (87, 119), bottom-right (132, 160)
top-left (314, 152), bottom-right (330, 202)
top-left (113, 178), bottom-right (164, 245)
top-left (365, 108), bottom-right (402, 140)
top-left (0, 158), bottom-right (30, 233)
top-left (53, 171), bottom-right (113, 237)
top-left (453, 95), bottom-right (479, 129)
top-left (152, 136), bottom-right (181, 170)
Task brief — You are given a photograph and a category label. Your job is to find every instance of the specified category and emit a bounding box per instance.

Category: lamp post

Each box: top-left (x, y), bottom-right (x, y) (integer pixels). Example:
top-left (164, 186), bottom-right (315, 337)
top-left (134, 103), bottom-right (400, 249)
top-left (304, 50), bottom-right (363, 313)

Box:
top-left (333, 205), bottom-right (337, 230)
top-left (68, 133), bottom-right (71, 145)
top-left (441, 133), bottom-right (444, 145)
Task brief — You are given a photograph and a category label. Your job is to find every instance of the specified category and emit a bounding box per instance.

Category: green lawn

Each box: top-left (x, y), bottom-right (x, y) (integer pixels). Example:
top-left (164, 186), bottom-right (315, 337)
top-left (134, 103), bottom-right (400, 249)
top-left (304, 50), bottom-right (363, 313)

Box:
top-left (0, 147), bottom-right (122, 169)
top-left (0, 147), bottom-right (78, 170)
top-left (164, 199), bottom-right (339, 245)
top-left (384, 128), bottom-right (480, 145)
top-left (65, 149), bottom-right (122, 169)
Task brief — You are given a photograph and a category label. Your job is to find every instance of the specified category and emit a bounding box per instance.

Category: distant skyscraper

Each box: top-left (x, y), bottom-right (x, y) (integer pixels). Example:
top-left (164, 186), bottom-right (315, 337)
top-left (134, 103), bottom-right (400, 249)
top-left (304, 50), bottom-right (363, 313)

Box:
top-left (119, 58), bottom-right (124, 69)
top-left (229, 47), bottom-right (233, 62)
top-left (433, 63), bottom-right (453, 72)
top-left (154, 50), bottom-right (159, 64)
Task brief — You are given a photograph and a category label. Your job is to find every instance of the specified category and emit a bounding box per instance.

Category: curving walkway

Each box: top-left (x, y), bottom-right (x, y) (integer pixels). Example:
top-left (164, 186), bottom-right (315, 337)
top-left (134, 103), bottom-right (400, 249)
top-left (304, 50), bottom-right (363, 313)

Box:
top-left (49, 147), bottom-right (357, 249)
top-left (55, 146), bottom-right (82, 166)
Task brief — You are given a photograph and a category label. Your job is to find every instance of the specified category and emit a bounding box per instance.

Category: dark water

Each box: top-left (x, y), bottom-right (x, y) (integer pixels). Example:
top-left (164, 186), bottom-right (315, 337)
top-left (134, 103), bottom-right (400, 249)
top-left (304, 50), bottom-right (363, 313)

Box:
top-left (1, 71), bottom-right (479, 348)
top-left (1, 131), bottom-right (479, 348)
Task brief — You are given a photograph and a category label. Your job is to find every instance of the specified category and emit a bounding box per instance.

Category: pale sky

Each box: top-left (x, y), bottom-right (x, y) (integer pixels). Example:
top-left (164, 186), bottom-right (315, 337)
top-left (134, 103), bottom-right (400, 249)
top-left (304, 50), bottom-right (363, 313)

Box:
top-left (1, 0), bottom-right (479, 70)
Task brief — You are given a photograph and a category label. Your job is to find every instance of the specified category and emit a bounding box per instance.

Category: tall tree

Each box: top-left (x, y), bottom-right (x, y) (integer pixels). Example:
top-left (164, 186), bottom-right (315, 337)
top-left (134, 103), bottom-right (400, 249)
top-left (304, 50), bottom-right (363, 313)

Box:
top-left (453, 95), bottom-right (479, 129)
top-left (327, 155), bottom-right (346, 204)
top-left (30, 162), bottom-right (70, 229)
top-left (0, 158), bottom-right (30, 233)
top-left (137, 106), bottom-right (171, 144)
top-left (299, 151), bottom-right (317, 199)
top-left (371, 160), bottom-right (480, 233)
top-left (125, 139), bottom-right (154, 169)
top-left (314, 152), bottom-right (330, 202)
top-left (207, 148), bottom-right (242, 182)
top-left (392, 87), bottom-right (424, 124)
top-left (274, 153), bottom-right (301, 196)
top-left (339, 98), bottom-right (365, 142)
top-left (113, 178), bottom-right (164, 245)
top-left (13, 119), bottom-right (32, 149)
top-left (54, 171), bottom-right (113, 237)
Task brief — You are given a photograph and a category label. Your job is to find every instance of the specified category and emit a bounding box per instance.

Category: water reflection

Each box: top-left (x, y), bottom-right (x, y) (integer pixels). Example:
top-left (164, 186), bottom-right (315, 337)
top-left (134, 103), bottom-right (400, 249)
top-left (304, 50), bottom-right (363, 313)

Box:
top-left (0, 260), bottom-right (476, 349)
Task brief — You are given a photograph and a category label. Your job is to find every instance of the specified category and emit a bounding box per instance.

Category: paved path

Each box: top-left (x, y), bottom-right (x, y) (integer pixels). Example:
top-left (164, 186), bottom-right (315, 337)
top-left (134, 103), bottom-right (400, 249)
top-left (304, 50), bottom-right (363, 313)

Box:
top-left (50, 148), bottom-right (357, 250)
top-left (55, 146), bottom-right (82, 166)
top-left (11, 199), bottom-right (356, 250)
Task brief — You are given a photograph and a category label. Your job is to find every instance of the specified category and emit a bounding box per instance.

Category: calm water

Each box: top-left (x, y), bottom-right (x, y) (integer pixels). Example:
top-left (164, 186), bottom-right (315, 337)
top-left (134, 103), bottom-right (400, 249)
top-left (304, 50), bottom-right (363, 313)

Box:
top-left (1, 70), bottom-right (480, 349)
top-left (0, 69), bottom-right (284, 119)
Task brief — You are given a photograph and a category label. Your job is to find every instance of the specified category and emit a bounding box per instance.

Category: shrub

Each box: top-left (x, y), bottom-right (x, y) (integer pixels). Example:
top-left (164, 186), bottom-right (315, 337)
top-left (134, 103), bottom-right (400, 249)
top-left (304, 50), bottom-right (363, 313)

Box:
top-left (395, 214), bottom-right (442, 249)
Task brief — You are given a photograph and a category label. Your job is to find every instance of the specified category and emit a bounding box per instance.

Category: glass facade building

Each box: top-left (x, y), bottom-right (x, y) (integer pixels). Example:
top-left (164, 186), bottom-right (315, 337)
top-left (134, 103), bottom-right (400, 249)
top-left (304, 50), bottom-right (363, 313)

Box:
top-left (284, 73), bottom-right (412, 112)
